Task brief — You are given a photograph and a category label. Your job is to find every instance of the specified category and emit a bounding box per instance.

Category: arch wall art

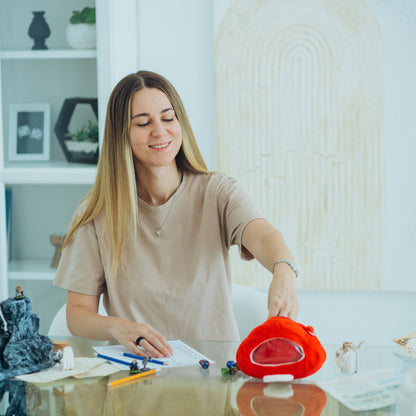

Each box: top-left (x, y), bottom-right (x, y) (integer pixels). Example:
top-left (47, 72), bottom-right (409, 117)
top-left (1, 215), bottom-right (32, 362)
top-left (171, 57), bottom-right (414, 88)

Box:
top-left (215, 0), bottom-right (384, 290)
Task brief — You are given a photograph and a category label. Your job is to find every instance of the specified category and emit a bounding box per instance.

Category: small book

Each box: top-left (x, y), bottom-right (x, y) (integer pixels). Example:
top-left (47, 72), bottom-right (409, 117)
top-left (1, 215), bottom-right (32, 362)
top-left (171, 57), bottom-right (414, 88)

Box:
top-left (5, 187), bottom-right (12, 261)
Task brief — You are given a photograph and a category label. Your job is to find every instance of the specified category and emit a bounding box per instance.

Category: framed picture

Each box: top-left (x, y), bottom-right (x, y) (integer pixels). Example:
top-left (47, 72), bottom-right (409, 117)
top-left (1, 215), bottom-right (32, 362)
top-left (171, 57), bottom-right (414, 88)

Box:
top-left (9, 103), bottom-right (50, 161)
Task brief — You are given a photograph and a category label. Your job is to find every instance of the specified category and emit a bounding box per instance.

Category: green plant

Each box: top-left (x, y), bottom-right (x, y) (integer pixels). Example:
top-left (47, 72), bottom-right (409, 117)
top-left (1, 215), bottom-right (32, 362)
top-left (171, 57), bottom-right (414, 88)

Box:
top-left (66, 120), bottom-right (98, 142)
top-left (69, 7), bottom-right (96, 24)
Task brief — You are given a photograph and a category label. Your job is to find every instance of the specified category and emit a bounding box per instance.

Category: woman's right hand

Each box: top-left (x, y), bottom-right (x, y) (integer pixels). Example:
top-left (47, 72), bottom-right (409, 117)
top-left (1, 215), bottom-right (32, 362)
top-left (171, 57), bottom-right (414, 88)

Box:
top-left (107, 318), bottom-right (173, 358)
top-left (66, 291), bottom-right (173, 358)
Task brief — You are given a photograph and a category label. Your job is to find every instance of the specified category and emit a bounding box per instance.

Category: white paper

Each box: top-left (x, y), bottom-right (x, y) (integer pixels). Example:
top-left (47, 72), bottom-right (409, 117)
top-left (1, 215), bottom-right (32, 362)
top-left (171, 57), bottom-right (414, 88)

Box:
top-left (93, 340), bottom-right (214, 370)
top-left (316, 369), bottom-right (403, 412)
top-left (15, 357), bottom-right (119, 384)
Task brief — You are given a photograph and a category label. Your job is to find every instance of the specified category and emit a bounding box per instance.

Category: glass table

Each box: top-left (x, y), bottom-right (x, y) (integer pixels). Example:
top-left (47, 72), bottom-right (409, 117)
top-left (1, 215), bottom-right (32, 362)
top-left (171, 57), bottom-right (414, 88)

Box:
top-left (0, 338), bottom-right (414, 415)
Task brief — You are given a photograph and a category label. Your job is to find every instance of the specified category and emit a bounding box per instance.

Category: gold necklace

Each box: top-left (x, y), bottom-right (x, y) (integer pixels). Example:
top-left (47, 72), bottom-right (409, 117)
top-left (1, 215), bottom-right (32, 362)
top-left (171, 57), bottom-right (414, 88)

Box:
top-left (140, 173), bottom-right (183, 237)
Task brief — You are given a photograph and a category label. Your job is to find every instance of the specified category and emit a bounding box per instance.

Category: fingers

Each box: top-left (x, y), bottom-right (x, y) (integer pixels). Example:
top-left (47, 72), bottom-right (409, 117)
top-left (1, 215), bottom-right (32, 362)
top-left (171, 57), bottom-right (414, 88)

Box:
top-left (267, 270), bottom-right (299, 320)
top-left (269, 304), bottom-right (299, 320)
top-left (268, 298), bottom-right (289, 319)
top-left (127, 340), bottom-right (150, 357)
top-left (287, 305), bottom-right (299, 320)
top-left (128, 325), bottom-right (173, 358)
top-left (109, 318), bottom-right (173, 358)
top-left (267, 289), bottom-right (299, 320)
top-left (136, 333), bottom-right (173, 358)
top-left (268, 293), bottom-right (300, 317)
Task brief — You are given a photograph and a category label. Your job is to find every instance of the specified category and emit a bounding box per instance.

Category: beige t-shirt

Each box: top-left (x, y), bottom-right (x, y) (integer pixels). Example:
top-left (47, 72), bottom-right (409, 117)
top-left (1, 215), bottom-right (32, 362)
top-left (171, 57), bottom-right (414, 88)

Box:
top-left (54, 172), bottom-right (263, 341)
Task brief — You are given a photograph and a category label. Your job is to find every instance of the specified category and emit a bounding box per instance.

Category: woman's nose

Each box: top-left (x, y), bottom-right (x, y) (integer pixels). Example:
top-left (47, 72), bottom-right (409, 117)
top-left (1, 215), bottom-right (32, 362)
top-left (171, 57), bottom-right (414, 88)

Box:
top-left (151, 120), bottom-right (165, 137)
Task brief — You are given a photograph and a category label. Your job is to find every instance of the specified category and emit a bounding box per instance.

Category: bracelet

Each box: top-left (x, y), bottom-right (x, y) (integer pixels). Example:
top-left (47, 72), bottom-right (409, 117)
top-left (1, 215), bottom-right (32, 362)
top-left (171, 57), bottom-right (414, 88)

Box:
top-left (272, 260), bottom-right (299, 278)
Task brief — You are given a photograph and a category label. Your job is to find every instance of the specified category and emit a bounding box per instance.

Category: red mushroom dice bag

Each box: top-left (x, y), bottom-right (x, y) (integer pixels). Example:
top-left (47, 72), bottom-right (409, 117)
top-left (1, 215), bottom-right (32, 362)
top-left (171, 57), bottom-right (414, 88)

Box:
top-left (236, 316), bottom-right (326, 379)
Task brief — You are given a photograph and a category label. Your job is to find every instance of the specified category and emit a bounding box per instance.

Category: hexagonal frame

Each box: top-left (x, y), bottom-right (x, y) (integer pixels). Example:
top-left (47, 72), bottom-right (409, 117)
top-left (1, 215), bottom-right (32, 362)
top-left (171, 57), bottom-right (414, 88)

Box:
top-left (54, 97), bottom-right (98, 164)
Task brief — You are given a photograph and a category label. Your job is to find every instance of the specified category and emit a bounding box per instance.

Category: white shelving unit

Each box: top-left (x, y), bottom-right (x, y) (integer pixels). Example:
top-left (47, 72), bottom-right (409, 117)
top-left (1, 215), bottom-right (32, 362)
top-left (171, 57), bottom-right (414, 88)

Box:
top-left (8, 258), bottom-right (59, 281)
top-left (0, 50), bottom-right (97, 60)
top-left (0, 163), bottom-right (97, 184)
top-left (0, 0), bottom-right (138, 300)
top-left (0, 1), bottom-right (108, 298)
top-left (1, 162), bottom-right (97, 287)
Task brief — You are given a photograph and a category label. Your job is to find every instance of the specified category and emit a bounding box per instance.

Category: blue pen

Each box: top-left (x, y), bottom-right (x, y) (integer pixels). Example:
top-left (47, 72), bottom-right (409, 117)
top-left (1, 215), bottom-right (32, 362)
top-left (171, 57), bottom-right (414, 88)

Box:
top-left (123, 352), bottom-right (168, 366)
top-left (96, 353), bottom-right (131, 366)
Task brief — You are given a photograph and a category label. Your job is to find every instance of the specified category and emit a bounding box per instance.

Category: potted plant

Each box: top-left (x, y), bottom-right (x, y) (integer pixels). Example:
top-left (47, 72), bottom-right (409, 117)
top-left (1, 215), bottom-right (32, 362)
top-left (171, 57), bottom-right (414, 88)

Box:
top-left (64, 120), bottom-right (99, 163)
top-left (54, 97), bottom-right (99, 164)
top-left (66, 6), bottom-right (96, 49)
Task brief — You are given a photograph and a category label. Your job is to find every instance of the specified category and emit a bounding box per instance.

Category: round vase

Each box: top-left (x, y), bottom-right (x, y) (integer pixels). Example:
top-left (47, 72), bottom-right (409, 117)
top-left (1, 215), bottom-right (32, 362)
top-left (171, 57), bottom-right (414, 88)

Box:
top-left (66, 23), bottom-right (96, 49)
top-left (28, 11), bottom-right (51, 50)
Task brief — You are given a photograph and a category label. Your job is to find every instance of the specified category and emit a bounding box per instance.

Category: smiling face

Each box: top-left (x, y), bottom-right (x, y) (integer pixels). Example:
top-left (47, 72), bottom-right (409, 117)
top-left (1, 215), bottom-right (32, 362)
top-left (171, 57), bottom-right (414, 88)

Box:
top-left (129, 87), bottom-right (182, 172)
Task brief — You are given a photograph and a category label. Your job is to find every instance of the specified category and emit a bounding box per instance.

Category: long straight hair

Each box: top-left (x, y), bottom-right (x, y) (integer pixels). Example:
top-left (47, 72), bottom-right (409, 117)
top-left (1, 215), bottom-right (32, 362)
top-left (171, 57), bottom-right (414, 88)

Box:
top-left (63, 70), bottom-right (209, 275)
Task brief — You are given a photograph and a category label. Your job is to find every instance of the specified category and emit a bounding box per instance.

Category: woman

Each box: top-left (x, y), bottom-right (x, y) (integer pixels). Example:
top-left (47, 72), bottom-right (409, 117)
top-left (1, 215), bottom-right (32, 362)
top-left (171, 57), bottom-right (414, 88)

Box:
top-left (54, 70), bottom-right (299, 359)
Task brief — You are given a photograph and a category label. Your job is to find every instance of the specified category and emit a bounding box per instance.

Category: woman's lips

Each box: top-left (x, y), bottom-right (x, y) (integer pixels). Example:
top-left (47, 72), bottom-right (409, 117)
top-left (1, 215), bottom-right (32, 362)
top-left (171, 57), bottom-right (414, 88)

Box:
top-left (149, 140), bottom-right (171, 150)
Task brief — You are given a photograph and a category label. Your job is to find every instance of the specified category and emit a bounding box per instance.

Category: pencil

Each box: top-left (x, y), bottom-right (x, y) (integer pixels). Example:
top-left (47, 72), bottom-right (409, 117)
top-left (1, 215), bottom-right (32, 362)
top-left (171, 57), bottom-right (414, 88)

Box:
top-left (107, 368), bottom-right (157, 388)
top-left (123, 352), bottom-right (168, 366)
top-left (95, 353), bottom-right (131, 366)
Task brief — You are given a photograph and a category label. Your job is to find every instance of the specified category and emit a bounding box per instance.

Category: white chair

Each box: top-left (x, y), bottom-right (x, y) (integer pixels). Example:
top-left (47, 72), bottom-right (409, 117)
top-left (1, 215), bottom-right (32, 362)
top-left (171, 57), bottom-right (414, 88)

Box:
top-left (231, 283), bottom-right (268, 339)
top-left (48, 299), bottom-right (107, 337)
top-left (48, 284), bottom-right (269, 339)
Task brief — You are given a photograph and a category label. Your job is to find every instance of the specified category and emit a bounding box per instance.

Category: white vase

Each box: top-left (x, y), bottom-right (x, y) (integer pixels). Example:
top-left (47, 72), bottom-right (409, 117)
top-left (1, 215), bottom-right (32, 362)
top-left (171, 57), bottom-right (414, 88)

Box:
top-left (66, 23), bottom-right (96, 49)
top-left (65, 140), bottom-right (99, 154)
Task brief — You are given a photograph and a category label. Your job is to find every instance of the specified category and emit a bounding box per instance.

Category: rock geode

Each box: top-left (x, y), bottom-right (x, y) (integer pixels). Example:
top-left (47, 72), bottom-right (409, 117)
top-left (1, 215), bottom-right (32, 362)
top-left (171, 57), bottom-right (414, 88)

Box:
top-left (0, 295), bottom-right (54, 381)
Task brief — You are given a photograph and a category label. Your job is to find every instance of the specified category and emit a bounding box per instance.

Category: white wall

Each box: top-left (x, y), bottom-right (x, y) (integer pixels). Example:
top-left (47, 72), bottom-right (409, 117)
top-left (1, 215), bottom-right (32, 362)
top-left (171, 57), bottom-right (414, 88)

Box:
top-left (298, 290), bottom-right (415, 346)
top-left (233, 283), bottom-right (415, 346)
top-left (364, 0), bottom-right (416, 292)
top-left (136, 0), bottom-right (216, 170)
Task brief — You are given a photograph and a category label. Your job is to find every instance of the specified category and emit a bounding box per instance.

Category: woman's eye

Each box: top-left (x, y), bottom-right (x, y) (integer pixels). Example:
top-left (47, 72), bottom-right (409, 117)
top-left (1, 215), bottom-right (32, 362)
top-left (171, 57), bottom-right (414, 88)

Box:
top-left (163, 118), bottom-right (174, 122)
top-left (137, 122), bottom-right (149, 127)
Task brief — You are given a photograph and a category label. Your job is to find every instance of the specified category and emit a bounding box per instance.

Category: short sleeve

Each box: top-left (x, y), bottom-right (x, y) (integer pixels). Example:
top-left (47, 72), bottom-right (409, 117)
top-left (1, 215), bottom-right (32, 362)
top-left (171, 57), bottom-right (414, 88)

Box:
top-left (53, 220), bottom-right (105, 295)
top-left (216, 176), bottom-right (265, 260)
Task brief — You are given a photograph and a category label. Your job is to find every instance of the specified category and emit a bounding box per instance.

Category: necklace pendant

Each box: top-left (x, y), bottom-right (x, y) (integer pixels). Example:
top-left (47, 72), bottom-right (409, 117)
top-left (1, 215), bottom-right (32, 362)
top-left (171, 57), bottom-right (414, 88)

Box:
top-left (155, 229), bottom-right (162, 237)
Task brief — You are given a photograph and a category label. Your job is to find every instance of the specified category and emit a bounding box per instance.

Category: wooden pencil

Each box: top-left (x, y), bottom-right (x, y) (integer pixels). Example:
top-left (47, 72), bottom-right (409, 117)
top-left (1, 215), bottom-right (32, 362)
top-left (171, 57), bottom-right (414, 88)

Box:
top-left (107, 369), bottom-right (158, 388)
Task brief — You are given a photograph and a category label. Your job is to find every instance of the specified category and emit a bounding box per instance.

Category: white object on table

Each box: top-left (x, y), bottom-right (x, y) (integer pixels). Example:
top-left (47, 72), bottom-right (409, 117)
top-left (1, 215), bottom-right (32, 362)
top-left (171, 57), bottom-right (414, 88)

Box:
top-left (263, 374), bottom-right (294, 382)
top-left (62, 346), bottom-right (75, 370)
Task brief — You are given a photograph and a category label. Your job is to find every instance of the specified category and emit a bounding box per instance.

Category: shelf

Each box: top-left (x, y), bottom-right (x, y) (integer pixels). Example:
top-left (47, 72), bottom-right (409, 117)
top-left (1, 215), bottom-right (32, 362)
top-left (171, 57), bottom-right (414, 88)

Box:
top-left (0, 49), bottom-right (97, 60)
top-left (8, 258), bottom-right (56, 281)
top-left (0, 162), bottom-right (97, 184)
top-left (0, 1), bottom-right (112, 300)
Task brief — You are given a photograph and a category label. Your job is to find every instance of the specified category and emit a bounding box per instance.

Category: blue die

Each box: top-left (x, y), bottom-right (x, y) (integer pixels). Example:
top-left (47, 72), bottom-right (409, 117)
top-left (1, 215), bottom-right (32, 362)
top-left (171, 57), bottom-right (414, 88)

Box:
top-left (199, 359), bottom-right (210, 369)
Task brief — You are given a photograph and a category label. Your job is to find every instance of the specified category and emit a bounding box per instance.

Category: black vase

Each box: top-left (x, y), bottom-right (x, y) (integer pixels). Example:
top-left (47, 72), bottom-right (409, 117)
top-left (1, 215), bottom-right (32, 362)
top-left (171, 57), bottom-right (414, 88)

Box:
top-left (28, 11), bottom-right (51, 50)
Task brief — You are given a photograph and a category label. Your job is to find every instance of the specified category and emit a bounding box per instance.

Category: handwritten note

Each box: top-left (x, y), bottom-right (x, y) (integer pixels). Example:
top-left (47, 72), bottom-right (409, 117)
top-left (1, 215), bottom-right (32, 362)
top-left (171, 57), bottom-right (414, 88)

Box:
top-left (93, 340), bottom-right (214, 370)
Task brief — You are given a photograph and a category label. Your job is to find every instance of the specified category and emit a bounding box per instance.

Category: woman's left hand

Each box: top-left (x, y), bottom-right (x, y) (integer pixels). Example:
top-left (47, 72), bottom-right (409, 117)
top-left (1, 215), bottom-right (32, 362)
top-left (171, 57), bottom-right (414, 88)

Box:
top-left (267, 269), bottom-right (299, 320)
top-left (241, 219), bottom-right (300, 320)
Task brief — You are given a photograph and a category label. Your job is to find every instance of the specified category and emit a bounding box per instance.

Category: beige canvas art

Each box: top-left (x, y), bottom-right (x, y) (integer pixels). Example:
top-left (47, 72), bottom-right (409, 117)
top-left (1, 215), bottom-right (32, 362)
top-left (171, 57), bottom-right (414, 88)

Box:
top-left (215, 0), bottom-right (384, 290)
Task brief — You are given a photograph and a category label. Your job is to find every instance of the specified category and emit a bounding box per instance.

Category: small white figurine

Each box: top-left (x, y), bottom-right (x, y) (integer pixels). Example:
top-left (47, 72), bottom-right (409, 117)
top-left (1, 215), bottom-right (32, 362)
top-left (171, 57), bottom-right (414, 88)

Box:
top-left (61, 346), bottom-right (75, 370)
top-left (335, 341), bottom-right (364, 374)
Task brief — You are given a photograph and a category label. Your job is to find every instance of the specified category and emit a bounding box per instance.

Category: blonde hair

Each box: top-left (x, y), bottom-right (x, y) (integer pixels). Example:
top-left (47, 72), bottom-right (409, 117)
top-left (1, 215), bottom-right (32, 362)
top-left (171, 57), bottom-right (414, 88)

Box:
top-left (63, 70), bottom-right (209, 275)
